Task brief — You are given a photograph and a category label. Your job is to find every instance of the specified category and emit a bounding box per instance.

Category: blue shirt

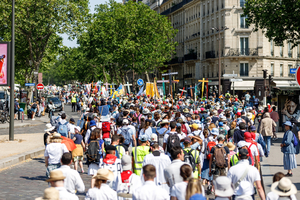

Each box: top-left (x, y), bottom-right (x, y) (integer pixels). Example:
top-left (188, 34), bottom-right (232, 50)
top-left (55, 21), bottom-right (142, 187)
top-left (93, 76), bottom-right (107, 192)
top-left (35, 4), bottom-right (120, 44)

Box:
top-left (157, 127), bottom-right (170, 135)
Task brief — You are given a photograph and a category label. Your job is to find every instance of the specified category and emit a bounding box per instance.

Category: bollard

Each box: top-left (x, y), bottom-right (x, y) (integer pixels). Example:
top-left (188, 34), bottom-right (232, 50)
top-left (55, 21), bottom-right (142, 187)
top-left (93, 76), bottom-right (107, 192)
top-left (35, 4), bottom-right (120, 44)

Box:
top-left (21, 111), bottom-right (24, 123)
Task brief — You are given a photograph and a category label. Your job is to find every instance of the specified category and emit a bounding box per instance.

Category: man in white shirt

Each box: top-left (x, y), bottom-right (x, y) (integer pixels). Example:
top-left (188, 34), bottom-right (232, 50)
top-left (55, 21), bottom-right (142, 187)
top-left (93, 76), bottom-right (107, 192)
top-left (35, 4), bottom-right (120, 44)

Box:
top-left (46, 170), bottom-right (78, 200)
top-left (164, 146), bottom-right (187, 191)
top-left (55, 153), bottom-right (85, 194)
top-left (227, 149), bottom-right (265, 200)
top-left (142, 143), bottom-right (171, 192)
top-left (163, 121), bottom-right (184, 151)
top-left (133, 164), bottom-right (169, 200)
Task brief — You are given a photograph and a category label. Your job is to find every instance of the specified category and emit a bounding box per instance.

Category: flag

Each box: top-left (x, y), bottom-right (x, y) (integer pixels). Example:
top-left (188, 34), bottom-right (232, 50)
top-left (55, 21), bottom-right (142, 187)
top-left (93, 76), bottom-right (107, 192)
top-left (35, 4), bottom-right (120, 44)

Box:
top-left (150, 83), bottom-right (154, 97)
top-left (112, 84), bottom-right (124, 98)
top-left (137, 85), bottom-right (144, 96)
top-left (146, 82), bottom-right (151, 97)
top-left (154, 79), bottom-right (161, 99)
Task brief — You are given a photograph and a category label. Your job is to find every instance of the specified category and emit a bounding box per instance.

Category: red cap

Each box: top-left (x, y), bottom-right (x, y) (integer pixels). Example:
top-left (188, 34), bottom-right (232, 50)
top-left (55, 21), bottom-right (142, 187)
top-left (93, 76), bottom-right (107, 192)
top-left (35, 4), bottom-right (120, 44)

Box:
top-left (236, 112), bottom-right (241, 116)
top-left (244, 132), bottom-right (252, 142)
top-left (250, 132), bottom-right (256, 140)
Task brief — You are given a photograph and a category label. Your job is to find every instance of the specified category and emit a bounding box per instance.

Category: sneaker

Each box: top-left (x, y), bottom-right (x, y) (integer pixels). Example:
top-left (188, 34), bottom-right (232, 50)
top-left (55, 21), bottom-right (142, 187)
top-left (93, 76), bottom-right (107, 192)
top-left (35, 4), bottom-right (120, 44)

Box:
top-left (285, 173), bottom-right (293, 177)
top-left (32, 118), bottom-right (35, 120)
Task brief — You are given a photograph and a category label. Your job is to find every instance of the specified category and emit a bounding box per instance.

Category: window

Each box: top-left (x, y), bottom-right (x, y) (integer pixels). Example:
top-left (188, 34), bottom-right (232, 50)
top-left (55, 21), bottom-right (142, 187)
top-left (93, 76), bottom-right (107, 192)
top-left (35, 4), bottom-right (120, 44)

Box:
top-left (280, 64), bottom-right (283, 76)
top-left (240, 37), bottom-right (249, 55)
top-left (240, 63), bottom-right (249, 76)
top-left (271, 40), bottom-right (274, 56)
top-left (240, 14), bottom-right (248, 29)
top-left (271, 63), bottom-right (274, 76)
top-left (280, 46), bottom-right (283, 57)
top-left (240, 0), bottom-right (246, 7)
top-left (289, 65), bottom-right (295, 78)
top-left (288, 43), bottom-right (292, 58)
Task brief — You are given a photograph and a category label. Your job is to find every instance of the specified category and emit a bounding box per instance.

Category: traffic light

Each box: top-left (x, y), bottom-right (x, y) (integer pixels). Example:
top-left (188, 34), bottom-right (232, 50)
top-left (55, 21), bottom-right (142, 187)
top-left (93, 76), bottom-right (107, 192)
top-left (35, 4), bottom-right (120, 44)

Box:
top-left (263, 70), bottom-right (267, 79)
top-left (269, 75), bottom-right (273, 82)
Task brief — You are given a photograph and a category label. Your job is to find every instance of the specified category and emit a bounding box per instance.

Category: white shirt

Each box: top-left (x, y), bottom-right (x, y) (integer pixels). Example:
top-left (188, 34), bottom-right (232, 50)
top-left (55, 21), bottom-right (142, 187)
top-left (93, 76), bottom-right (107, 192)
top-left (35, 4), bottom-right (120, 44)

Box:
top-left (44, 143), bottom-right (69, 164)
top-left (163, 131), bottom-right (184, 144)
top-left (164, 159), bottom-right (188, 190)
top-left (266, 191), bottom-right (297, 200)
top-left (88, 97), bottom-right (94, 104)
top-left (171, 182), bottom-right (205, 200)
top-left (69, 123), bottom-right (76, 134)
top-left (132, 181), bottom-right (169, 200)
top-left (56, 165), bottom-right (85, 194)
top-left (99, 158), bottom-right (123, 191)
top-left (142, 152), bottom-right (171, 192)
top-left (227, 160), bottom-right (261, 195)
top-left (85, 126), bottom-right (96, 144)
top-left (128, 124), bottom-right (137, 137)
top-left (85, 184), bottom-right (117, 200)
top-left (140, 127), bottom-right (152, 140)
top-left (55, 187), bottom-right (78, 200)
top-left (117, 173), bottom-right (142, 197)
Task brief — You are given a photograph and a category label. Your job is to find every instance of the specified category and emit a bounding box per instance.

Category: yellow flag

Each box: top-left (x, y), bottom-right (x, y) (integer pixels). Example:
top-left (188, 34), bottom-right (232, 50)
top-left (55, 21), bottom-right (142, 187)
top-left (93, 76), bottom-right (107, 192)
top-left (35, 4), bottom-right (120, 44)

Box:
top-left (146, 82), bottom-right (151, 97)
top-left (154, 79), bottom-right (161, 99)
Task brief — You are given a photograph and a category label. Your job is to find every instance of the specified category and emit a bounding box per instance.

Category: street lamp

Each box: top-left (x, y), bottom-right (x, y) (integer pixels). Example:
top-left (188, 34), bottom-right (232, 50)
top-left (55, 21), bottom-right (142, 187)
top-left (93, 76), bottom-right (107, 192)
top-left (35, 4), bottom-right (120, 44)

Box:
top-left (212, 26), bottom-right (229, 96)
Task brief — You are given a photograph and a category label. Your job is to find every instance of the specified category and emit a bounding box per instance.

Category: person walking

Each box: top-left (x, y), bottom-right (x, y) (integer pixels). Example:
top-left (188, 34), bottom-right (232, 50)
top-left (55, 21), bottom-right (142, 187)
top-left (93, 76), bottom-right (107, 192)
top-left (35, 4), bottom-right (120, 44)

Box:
top-left (281, 121), bottom-right (297, 177)
top-left (270, 106), bottom-right (279, 140)
top-left (259, 112), bottom-right (276, 154)
top-left (132, 135), bottom-right (150, 176)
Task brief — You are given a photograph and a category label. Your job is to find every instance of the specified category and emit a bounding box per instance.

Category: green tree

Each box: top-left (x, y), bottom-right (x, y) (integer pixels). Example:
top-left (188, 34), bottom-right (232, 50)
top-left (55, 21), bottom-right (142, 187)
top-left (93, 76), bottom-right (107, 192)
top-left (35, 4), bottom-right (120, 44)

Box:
top-left (243, 0), bottom-right (300, 46)
top-left (79, 0), bottom-right (177, 85)
top-left (0, 0), bottom-right (90, 85)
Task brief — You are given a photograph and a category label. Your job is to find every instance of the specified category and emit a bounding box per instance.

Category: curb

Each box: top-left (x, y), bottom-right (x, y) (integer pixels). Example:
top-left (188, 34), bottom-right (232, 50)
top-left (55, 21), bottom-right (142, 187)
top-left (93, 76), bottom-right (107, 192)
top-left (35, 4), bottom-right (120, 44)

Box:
top-left (0, 122), bottom-right (47, 130)
top-left (0, 146), bottom-right (44, 170)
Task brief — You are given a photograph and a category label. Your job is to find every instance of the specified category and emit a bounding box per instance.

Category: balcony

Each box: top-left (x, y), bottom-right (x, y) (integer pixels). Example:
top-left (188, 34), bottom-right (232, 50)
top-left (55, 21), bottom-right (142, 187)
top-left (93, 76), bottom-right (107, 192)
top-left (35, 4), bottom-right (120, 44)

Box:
top-left (161, 0), bottom-right (193, 15)
top-left (184, 52), bottom-right (197, 61)
top-left (225, 48), bottom-right (258, 56)
top-left (205, 51), bottom-right (216, 59)
top-left (184, 74), bottom-right (193, 78)
top-left (167, 57), bottom-right (184, 64)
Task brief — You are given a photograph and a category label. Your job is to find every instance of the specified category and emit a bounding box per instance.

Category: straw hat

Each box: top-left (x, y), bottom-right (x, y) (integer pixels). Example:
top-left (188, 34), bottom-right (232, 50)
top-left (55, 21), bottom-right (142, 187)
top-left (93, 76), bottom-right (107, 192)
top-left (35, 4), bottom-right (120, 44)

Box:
top-left (160, 119), bottom-right (170, 125)
top-left (271, 177), bottom-right (297, 196)
top-left (226, 142), bottom-right (236, 151)
top-left (35, 187), bottom-right (60, 200)
top-left (46, 170), bottom-right (66, 182)
top-left (92, 168), bottom-right (114, 181)
top-left (50, 133), bottom-right (62, 140)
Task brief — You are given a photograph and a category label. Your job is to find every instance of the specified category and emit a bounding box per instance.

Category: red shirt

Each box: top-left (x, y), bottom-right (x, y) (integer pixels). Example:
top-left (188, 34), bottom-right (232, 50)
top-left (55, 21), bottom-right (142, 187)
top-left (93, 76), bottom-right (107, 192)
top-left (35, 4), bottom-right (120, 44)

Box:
top-left (270, 111), bottom-right (279, 122)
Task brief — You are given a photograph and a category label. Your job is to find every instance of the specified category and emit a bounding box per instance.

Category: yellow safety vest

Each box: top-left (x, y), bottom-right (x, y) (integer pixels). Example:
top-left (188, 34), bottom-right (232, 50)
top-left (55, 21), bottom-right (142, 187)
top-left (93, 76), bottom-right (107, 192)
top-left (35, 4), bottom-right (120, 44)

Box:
top-left (183, 147), bottom-right (200, 178)
top-left (132, 146), bottom-right (150, 176)
top-left (103, 145), bottom-right (124, 159)
top-left (71, 96), bottom-right (77, 103)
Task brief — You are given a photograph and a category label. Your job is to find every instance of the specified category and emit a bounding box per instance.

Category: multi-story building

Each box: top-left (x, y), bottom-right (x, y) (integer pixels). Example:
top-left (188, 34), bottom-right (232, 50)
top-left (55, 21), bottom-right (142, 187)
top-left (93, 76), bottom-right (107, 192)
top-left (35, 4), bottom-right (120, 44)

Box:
top-left (160, 0), bottom-right (300, 99)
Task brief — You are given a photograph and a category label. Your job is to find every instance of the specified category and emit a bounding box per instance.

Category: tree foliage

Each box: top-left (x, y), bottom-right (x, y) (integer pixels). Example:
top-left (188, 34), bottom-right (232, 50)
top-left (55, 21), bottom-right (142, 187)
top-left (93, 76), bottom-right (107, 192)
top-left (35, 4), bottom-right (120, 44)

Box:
top-left (243, 0), bottom-right (300, 46)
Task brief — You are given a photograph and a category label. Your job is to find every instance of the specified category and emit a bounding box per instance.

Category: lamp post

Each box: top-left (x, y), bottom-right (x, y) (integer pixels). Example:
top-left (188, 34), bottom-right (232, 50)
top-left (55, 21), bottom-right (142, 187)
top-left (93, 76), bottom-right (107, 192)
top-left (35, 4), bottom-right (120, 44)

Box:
top-left (212, 26), bottom-right (229, 96)
top-left (9, 0), bottom-right (15, 141)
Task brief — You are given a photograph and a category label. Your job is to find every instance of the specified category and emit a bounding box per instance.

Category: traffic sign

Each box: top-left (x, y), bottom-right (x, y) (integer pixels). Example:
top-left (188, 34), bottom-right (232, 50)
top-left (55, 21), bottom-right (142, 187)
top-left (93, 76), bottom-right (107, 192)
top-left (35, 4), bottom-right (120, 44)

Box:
top-left (230, 79), bottom-right (243, 82)
top-left (37, 83), bottom-right (44, 90)
top-left (137, 79), bottom-right (144, 86)
top-left (290, 68), bottom-right (297, 74)
top-left (157, 80), bottom-right (169, 83)
top-left (223, 74), bottom-right (238, 77)
top-left (162, 72), bottom-right (178, 76)
top-left (25, 83), bottom-right (35, 86)
top-left (296, 67), bottom-right (300, 87)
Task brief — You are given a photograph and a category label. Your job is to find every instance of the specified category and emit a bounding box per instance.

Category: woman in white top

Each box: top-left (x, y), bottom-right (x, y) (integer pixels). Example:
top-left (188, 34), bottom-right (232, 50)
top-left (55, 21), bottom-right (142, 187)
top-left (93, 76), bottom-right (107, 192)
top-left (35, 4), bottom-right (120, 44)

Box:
top-left (68, 118), bottom-right (76, 138)
top-left (171, 164), bottom-right (205, 200)
top-left (139, 120), bottom-right (152, 141)
top-left (85, 168), bottom-right (117, 200)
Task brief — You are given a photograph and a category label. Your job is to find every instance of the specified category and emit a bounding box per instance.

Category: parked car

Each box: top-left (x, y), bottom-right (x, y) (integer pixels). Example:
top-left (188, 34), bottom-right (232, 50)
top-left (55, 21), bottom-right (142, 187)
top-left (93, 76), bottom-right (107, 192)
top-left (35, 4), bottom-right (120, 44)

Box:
top-left (45, 96), bottom-right (62, 112)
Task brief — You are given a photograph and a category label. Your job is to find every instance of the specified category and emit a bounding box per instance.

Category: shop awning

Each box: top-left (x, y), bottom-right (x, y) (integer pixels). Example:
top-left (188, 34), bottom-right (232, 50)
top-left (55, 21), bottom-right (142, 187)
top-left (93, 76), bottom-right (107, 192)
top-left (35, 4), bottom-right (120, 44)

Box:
top-left (273, 81), bottom-right (300, 89)
top-left (231, 81), bottom-right (255, 90)
top-left (208, 81), bottom-right (219, 86)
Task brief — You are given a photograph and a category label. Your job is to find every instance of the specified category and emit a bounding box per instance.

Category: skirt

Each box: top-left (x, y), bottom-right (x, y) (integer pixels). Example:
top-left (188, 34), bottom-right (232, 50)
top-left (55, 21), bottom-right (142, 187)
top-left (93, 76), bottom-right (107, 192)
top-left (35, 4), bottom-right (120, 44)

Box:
top-left (201, 159), bottom-right (213, 181)
top-left (88, 163), bottom-right (99, 176)
top-left (72, 144), bottom-right (83, 157)
top-left (283, 153), bottom-right (297, 170)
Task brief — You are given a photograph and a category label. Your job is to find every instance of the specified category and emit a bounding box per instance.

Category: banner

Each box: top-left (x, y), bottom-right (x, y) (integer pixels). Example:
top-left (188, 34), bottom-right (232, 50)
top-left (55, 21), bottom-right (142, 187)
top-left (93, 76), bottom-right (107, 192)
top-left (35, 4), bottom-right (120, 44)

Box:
top-left (150, 83), bottom-right (154, 97)
top-left (146, 82), bottom-right (151, 97)
top-left (112, 84), bottom-right (124, 98)
top-left (0, 43), bottom-right (9, 86)
top-left (154, 79), bottom-right (161, 99)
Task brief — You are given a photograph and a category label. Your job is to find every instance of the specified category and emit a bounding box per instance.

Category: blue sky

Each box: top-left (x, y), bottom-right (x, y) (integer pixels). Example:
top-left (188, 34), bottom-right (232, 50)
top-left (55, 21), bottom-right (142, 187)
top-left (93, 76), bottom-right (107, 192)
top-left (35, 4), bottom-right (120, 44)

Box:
top-left (61, 0), bottom-right (122, 47)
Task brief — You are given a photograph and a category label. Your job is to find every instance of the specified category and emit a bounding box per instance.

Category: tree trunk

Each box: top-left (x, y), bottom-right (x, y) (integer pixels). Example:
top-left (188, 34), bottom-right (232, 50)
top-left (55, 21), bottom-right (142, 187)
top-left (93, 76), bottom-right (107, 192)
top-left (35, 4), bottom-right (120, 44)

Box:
top-left (145, 71), bottom-right (150, 82)
top-left (102, 65), bottom-right (108, 83)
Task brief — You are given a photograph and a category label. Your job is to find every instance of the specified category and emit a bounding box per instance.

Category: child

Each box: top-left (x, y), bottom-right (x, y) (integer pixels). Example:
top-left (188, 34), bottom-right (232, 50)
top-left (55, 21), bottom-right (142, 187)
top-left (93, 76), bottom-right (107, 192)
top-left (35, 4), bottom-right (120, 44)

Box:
top-left (72, 126), bottom-right (85, 173)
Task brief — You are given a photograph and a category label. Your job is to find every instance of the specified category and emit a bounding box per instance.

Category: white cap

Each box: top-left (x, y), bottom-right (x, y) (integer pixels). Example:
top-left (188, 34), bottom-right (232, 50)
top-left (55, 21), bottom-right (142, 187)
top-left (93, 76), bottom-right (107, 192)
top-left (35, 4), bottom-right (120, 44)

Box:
top-left (151, 134), bottom-right (157, 142)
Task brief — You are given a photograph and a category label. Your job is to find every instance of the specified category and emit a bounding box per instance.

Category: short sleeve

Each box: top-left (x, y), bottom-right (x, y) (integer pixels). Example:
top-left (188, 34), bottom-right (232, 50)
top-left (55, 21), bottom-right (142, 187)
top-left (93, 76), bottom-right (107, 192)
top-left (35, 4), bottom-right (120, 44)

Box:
top-left (170, 185), bottom-right (176, 197)
top-left (44, 147), bottom-right (49, 157)
top-left (62, 144), bottom-right (69, 153)
top-left (163, 134), bottom-right (169, 143)
top-left (210, 147), bottom-right (215, 154)
top-left (224, 146), bottom-right (230, 155)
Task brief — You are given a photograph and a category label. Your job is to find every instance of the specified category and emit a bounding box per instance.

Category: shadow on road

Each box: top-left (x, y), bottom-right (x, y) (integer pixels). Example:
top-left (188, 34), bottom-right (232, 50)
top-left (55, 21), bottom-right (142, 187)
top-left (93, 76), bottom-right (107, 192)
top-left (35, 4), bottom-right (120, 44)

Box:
top-left (20, 175), bottom-right (46, 181)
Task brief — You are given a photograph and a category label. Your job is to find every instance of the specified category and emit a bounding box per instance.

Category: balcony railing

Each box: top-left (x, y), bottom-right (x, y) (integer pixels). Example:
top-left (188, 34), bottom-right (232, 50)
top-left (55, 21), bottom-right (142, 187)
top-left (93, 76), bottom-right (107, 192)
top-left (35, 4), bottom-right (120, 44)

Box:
top-left (206, 51), bottom-right (216, 59)
top-left (225, 48), bottom-right (258, 56)
top-left (184, 53), bottom-right (197, 61)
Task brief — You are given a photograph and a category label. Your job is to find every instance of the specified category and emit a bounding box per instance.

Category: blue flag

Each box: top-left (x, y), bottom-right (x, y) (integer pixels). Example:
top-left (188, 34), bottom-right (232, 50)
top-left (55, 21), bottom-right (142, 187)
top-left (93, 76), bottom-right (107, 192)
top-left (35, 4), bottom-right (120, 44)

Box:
top-left (137, 85), bottom-right (144, 96)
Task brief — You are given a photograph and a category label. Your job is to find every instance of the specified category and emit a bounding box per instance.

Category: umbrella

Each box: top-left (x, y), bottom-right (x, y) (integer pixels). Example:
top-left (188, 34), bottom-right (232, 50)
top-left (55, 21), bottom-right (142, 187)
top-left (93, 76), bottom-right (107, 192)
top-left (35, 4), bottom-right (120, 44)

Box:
top-left (61, 136), bottom-right (77, 151)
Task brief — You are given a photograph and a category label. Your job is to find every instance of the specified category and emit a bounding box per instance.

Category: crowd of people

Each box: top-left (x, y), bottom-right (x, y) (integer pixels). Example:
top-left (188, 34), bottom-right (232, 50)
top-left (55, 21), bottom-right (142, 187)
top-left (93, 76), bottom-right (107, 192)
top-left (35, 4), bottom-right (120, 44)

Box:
top-left (38, 90), bottom-right (299, 200)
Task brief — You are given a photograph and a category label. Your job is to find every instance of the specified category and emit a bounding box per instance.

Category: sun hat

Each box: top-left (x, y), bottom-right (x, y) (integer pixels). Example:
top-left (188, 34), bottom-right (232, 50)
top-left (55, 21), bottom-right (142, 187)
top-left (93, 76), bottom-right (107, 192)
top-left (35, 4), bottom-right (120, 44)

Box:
top-left (142, 108), bottom-right (150, 115)
top-left (46, 170), bottom-right (66, 182)
top-left (237, 141), bottom-right (248, 148)
top-left (183, 108), bottom-right (189, 113)
top-left (50, 133), bottom-right (62, 139)
top-left (90, 120), bottom-right (96, 127)
top-left (139, 134), bottom-right (148, 142)
top-left (284, 121), bottom-right (293, 127)
top-left (92, 168), bottom-right (114, 181)
top-left (35, 187), bottom-right (60, 200)
top-left (121, 155), bottom-right (132, 171)
top-left (74, 126), bottom-right (81, 132)
top-left (226, 142), bottom-right (236, 151)
top-left (190, 123), bottom-right (199, 130)
top-left (211, 128), bottom-right (219, 136)
top-left (177, 118), bottom-right (184, 123)
top-left (213, 110), bottom-right (218, 116)
top-left (44, 123), bottom-right (55, 132)
top-left (160, 119), bottom-right (170, 125)
top-left (213, 176), bottom-right (234, 197)
top-left (150, 133), bottom-right (158, 142)
top-left (271, 177), bottom-right (297, 196)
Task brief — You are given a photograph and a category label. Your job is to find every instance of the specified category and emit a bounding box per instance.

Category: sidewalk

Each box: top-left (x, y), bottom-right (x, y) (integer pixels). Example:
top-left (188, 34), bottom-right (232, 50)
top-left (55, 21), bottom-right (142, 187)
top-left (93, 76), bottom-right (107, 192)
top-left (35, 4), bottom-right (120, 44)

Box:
top-left (261, 132), bottom-right (300, 199)
top-left (0, 114), bottom-right (49, 129)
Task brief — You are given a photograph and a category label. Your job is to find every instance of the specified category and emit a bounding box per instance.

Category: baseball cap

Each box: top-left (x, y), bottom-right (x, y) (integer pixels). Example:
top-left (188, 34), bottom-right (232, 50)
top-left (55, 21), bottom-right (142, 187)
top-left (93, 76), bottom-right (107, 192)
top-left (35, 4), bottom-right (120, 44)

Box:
top-left (236, 112), bottom-right (241, 116)
top-left (121, 155), bottom-right (132, 171)
top-left (250, 126), bottom-right (256, 131)
top-left (217, 134), bottom-right (225, 140)
top-left (218, 122), bottom-right (223, 127)
top-left (90, 120), bottom-right (96, 127)
top-left (183, 137), bottom-right (191, 144)
top-left (150, 134), bottom-right (157, 142)
top-left (239, 148), bottom-right (249, 157)
top-left (139, 135), bottom-right (148, 142)
top-left (244, 132), bottom-right (252, 142)
top-left (237, 141), bottom-right (248, 148)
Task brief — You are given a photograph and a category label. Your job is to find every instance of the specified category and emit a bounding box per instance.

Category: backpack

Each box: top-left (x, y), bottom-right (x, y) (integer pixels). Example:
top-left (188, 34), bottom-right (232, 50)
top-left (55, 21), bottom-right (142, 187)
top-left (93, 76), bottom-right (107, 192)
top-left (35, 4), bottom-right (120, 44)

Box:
top-left (87, 140), bottom-right (100, 164)
top-left (181, 124), bottom-right (188, 135)
top-left (121, 127), bottom-right (132, 146)
top-left (102, 122), bottom-right (111, 133)
top-left (157, 129), bottom-right (168, 147)
top-left (58, 121), bottom-right (68, 137)
top-left (213, 145), bottom-right (227, 168)
top-left (206, 141), bottom-right (216, 160)
top-left (32, 103), bottom-right (37, 109)
top-left (167, 133), bottom-right (181, 152)
top-left (219, 128), bottom-right (226, 136)
top-left (184, 149), bottom-right (196, 172)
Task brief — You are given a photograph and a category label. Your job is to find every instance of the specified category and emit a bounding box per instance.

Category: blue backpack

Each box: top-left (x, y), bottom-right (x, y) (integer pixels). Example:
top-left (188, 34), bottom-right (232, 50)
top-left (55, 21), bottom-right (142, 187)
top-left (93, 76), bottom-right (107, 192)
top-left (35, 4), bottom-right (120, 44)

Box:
top-left (121, 127), bottom-right (131, 146)
top-left (58, 122), bottom-right (68, 137)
